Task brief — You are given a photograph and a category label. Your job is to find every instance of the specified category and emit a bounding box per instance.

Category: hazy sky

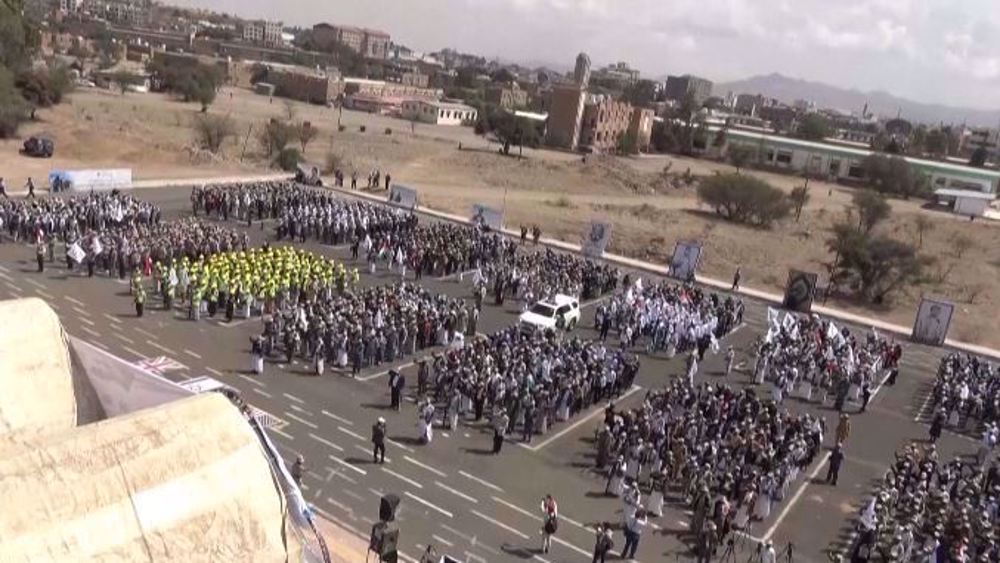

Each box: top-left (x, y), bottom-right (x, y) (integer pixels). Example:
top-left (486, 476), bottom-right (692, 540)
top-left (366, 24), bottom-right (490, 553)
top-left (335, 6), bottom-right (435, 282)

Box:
top-left (168, 0), bottom-right (1000, 109)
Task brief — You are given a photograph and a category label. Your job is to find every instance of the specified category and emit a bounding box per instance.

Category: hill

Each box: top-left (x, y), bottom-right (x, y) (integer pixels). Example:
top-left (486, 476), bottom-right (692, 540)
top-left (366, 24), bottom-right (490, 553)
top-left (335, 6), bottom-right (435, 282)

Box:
top-left (714, 73), bottom-right (1000, 127)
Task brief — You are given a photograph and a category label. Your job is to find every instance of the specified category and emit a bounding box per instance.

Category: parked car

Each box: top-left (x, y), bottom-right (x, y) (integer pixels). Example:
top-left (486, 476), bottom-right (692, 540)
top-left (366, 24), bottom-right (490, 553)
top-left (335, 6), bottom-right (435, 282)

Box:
top-left (519, 294), bottom-right (580, 333)
top-left (21, 136), bottom-right (54, 158)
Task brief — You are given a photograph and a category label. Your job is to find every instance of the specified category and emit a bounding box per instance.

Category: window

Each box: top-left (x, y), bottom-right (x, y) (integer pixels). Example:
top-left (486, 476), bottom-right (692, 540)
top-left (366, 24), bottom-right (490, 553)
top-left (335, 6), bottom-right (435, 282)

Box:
top-left (765, 149), bottom-right (775, 163)
top-left (775, 151), bottom-right (793, 165)
top-left (829, 159), bottom-right (841, 176)
top-left (847, 164), bottom-right (864, 179)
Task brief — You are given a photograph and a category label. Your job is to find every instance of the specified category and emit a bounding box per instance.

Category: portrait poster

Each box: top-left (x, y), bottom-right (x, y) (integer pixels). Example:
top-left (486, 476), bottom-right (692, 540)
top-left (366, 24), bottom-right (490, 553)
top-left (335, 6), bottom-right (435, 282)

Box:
top-left (911, 298), bottom-right (954, 346)
top-left (669, 241), bottom-right (703, 282)
top-left (387, 185), bottom-right (418, 210)
top-left (470, 204), bottom-right (503, 230)
top-left (783, 270), bottom-right (818, 313)
top-left (581, 220), bottom-right (613, 258)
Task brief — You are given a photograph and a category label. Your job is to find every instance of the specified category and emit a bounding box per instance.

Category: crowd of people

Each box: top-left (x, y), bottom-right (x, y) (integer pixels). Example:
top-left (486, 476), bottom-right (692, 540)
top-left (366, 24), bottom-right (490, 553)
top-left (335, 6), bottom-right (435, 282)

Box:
top-left (0, 191), bottom-right (160, 243)
top-left (593, 280), bottom-right (745, 357)
top-left (252, 282), bottom-right (474, 375)
top-left (750, 313), bottom-right (902, 412)
top-left (593, 380), bottom-right (825, 559)
top-left (927, 353), bottom-right (1000, 433)
top-left (849, 441), bottom-right (1000, 561)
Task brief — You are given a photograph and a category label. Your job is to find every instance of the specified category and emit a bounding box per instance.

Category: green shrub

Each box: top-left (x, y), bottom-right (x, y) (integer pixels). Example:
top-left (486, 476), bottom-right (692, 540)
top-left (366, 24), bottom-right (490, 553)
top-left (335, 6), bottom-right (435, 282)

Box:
top-left (697, 173), bottom-right (790, 228)
top-left (276, 147), bottom-right (301, 171)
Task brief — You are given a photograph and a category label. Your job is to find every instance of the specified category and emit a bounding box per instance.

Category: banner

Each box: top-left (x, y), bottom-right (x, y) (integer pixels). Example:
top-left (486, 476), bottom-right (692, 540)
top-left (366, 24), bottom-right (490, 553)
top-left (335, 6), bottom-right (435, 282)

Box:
top-left (68, 242), bottom-right (85, 264)
top-left (669, 241), bottom-right (703, 281)
top-left (470, 204), bottom-right (502, 230)
top-left (388, 185), bottom-right (418, 210)
top-left (783, 269), bottom-right (818, 313)
top-left (912, 298), bottom-right (954, 346)
top-left (50, 169), bottom-right (133, 192)
top-left (581, 220), bottom-right (612, 258)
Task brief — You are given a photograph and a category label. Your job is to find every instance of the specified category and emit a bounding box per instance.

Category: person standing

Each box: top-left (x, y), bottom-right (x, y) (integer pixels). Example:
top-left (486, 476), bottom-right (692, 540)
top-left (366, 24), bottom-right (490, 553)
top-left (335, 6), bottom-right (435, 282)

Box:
top-left (860, 382), bottom-right (872, 413)
top-left (36, 240), bottom-right (46, 273)
top-left (621, 508), bottom-right (647, 560)
top-left (724, 346), bottom-right (735, 377)
top-left (540, 494), bottom-right (558, 554)
top-left (0, 177), bottom-right (7, 198)
top-left (592, 522), bottom-right (614, 563)
top-left (291, 455), bottom-right (305, 487)
top-left (492, 411), bottom-right (509, 454)
top-left (25, 177), bottom-right (35, 199)
top-left (388, 370), bottom-right (404, 410)
top-left (826, 443), bottom-right (845, 486)
top-left (384, 173), bottom-right (391, 190)
top-left (251, 336), bottom-right (264, 374)
top-left (372, 417), bottom-right (387, 464)
top-left (836, 413), bottom-right (851, 445)
top-left (134, 285), bottom-right (146, 317)
top-left (731, 267), bottom-right (741, 291)
top-left (685, 351), bottom-right (698, 386)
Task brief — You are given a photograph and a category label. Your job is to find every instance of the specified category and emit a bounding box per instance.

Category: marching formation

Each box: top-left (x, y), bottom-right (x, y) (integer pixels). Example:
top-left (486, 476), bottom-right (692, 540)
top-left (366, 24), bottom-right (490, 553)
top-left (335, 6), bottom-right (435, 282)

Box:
top-left (1, 192), bottom-right (160, 242)
top-left (928, 353), bottom-right (1000, 432)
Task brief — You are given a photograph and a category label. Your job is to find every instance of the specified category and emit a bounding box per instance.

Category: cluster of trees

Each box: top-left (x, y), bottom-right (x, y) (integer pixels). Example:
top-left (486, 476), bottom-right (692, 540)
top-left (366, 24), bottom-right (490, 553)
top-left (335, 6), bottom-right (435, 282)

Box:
top-left (696, 173), bottom-right (792, 228)
top-left (826, 190), bottom-right (929, 304)
top-left (0, 0), bottom-right (73, 137)
top-left (474, 106), bottom-right (542, 156)
top-left (860, 153), bottom-right (929, 199)
top-left (147, 59), bottom-right (224, 111)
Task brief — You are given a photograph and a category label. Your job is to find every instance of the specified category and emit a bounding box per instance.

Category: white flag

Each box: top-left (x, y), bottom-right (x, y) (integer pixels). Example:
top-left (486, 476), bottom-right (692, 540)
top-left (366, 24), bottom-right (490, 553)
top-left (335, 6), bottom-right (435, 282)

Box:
top-left (782, 312), bottom-right (796, 331)
top-left (68, 243), bottom-right (85, 264)
top-left (826, 321), bottom-right (839, 341)
top-left (767, 307), bottom-right (780, 329)
top-left (91, 238), bottom-right (103, 256)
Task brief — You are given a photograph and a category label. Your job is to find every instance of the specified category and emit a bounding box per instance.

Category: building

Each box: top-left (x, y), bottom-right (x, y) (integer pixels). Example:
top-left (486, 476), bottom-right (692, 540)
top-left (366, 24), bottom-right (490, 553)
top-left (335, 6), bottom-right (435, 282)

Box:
top-left (401, 100), bottom-right (477, 125)
top-left (256, 64), bottom-right (338, 104)
top-left (934, 188), bottom-right (995, 218)
top-left (242, 20), bottom-right (283, 47)
top-left (545, 83), bottom-right (587, 150)
top-left (59, 0), bottom-right (82, 13)
top-left (734, 93), bottom-right (780, 116)
top-left (573, 52), bottom-right (591, 88)
top-left (592, 61), bottom-right (640, 88)
top-left (663, 74), bottom-right (713, 106)
top-left (628, 106), bottom-right (655, 152)
top-left (84, 0), bottom-right (152, 27)
top-left (718, 127), bottom-right (1000, 193)
top-left (960, 127), bottom-right (1000, 163)
top-left (575, 95), bottom-right (653, 154)
top-left (485, 82), bottom-right (528, 109)
top-left (311, 23), bottom-right (390, 59)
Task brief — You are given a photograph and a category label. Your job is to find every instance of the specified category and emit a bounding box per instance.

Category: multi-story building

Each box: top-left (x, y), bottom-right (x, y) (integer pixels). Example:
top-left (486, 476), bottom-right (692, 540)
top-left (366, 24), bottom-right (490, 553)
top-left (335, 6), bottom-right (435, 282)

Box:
top-left (311, 23), bottom-right (390, 60)
top-left (545, 83), bottom-right (587, 150)
top-left (242, 20), bottom-right (283, 47)
top-left (663, 74), bottom-right (712, 106)
top-left (592, 61), bottom-right (640, 88)
top-left (628, 106), bottom-right (655, 152)
top-left (59, 0), bottom-right (82, 13)
top-left (960, 127), bottom-right (1000, 163)
top-left (85, 0), bottom-right (152, 27)
top-left (485, 82), bottom-right (528, 109)
top-left (576, 95), bottom-right (653, 154)
top-left (733, 93), bottom-right (780, 116)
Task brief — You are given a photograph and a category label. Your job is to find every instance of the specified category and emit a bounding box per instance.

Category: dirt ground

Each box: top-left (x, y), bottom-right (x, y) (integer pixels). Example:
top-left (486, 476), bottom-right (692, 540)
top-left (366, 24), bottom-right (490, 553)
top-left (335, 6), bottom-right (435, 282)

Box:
top-left (3, 86), bottom-right (999, 347)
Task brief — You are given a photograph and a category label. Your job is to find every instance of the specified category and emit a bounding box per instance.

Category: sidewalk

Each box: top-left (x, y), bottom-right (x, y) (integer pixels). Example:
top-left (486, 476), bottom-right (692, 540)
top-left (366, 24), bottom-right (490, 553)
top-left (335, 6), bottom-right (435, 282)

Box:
top-left (313, 514), bottom-right (372, 563)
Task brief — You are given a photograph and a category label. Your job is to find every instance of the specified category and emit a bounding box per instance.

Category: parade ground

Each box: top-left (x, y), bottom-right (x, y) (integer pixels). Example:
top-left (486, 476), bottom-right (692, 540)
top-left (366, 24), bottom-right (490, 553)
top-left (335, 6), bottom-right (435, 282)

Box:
top-left (0, 183), bottom-right (981, 563)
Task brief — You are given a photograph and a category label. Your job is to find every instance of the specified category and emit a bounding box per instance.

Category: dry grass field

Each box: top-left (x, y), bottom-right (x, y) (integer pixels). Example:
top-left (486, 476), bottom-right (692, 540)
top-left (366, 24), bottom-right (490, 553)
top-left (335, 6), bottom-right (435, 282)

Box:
top-left (3, 86), bottom-right (999, 346)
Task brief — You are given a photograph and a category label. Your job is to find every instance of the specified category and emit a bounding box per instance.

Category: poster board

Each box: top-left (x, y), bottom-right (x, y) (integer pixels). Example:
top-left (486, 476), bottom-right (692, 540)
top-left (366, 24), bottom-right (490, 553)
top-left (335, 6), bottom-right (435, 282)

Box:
top-left (388, 185), bottom-right (418, 210)
top-left (581, 220), bottom-right (612, 258)
top-left (911, 298), bottom-right (954, 346)
top-left (669, 241), bottom-right (703, 281)
top-left (783, 269), bottom-right (818, 313)
top-left (470, 204), bottom-right (503, 230)
top-left (51, 169), bottom-right (132, 192)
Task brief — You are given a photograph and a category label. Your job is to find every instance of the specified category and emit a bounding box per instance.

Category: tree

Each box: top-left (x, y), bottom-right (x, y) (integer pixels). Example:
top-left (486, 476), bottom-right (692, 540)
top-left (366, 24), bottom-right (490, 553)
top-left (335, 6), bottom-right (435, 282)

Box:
top-left (697, 173), bottom-right (791, 228)
top-left (969, 146), bottom-right (988, 167)
top-left (913, 214), bottom-right (934, 249)
top-left (852, 189), bottom-right (891, 233)
top-left (276, 147), bottom-right (301, 171)
top-left (258, 119), bottom-right (294, 157)
top-left (282, 99), bottom-right (296, 121)
top-left (0, 65), bottom-right (29, 138)
top-left (0, 0), bottom-right (39, 71)
top-left (297, 122), bottom-right (317, 152)
top-left (826, 224), bottom-right (927, 304)
top-left (727, 144), bottom-right (756, 173)
top-left (192, 113), bottom-right (235, 153)
top-left (861, 154), bottom-right (928, 199)
top-left (789, 185), bottom-right (811, 221)
top-left (795, 114), bottom-right (830, 141)
top-left (476, 108), bottom-right (540, 156)
top-left (651, 121), bottom-right (680, 153)
top-left (490, 67), bottom-right (516, 84)
top-left (623, 79), bottom-right (657, 106)
top-left (909, 125), bottom-right (927, 156)
top-left (618, 131), bottom-right (638, 155)
top-left (924, 129), bottom-right (948, 157)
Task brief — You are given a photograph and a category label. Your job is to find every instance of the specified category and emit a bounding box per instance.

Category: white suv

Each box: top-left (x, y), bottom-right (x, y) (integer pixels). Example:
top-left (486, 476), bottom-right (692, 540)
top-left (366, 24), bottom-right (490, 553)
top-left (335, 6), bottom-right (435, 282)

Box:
top-left (519, 294), bottom-right (581, 333)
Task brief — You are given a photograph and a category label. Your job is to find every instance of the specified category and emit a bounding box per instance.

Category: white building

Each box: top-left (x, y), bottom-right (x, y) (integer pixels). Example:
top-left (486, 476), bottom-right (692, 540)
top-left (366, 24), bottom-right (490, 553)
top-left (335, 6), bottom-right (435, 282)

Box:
top-left (242, 20), bottom-right (283, 47)
top-left (934, 189), bottom-right (995, 218)
top-left (402, 100), bottom-right (477, 126)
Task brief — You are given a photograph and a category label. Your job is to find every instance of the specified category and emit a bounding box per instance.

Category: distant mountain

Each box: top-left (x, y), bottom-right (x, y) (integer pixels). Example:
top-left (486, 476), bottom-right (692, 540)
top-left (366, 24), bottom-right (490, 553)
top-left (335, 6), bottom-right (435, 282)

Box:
top-left (714, 73), bottom-right (1000, 127)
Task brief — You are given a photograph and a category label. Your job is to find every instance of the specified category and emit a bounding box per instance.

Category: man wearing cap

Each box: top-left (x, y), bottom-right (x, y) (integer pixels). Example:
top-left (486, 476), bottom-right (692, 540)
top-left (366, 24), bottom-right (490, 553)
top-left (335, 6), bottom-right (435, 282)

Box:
top-left (826, 443), bottom-right (845, 486)
top-left (372, 417), bottom-right (387, 464)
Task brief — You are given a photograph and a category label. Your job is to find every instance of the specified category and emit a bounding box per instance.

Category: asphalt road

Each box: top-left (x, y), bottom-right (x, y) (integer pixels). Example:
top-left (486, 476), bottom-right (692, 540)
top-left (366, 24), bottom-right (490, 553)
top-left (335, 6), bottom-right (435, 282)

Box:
top-left (0, 185), bottom-right (980, 563)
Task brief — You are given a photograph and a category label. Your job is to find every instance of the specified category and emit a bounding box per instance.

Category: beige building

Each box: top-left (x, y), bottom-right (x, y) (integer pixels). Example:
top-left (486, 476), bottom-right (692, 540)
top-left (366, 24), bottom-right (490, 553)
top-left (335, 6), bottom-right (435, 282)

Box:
top-left (84, 0), bottom-right (151, 27)
top-left (312, 23), bottom-right (390, 60)
top-left (545, 83), bottom-right (587, 150)
top-left (242, 20), bottom-right (283, 47)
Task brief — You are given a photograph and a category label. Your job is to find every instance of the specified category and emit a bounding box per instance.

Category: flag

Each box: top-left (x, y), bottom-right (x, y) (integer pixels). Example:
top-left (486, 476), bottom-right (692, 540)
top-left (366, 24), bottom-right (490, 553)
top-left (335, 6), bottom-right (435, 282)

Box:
top-left (91, 238), bottom-right (103, 256)
top-left (68, 242), bottom-right (85, 264)
top-left (826, 321), bottom-right (839, 341)
top-left (782, 312), bottom-right (796, 331)
top-left (767, 307), bottom-right (780, 329)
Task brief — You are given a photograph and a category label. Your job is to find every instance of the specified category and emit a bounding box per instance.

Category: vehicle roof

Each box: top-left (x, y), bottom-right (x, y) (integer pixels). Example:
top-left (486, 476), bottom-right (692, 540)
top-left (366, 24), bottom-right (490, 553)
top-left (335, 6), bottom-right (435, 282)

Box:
top-left (538, 294), bottom-right (578, 307)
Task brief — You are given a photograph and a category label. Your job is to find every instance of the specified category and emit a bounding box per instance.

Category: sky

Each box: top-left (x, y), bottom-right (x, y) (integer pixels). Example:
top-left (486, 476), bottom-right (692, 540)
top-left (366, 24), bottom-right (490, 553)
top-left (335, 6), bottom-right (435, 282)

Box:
top-left (167, 0), bottom-right (1000, 110)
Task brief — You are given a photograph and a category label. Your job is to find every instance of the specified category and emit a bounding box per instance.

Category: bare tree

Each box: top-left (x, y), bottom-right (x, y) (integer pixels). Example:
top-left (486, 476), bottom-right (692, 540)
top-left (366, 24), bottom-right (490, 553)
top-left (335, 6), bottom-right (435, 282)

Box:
top-left (298, 122), bottom-right (317, 152)
top-left (282, 99), bottom-right (296, 121)
top-left (949, 233), bottom-right (975, 260)
top-left (913, 214), bottom-right (934, 249)
top-left (192, 113), bottom-right (235, 154)
top-left (788, 185), bottom-right (811, 222)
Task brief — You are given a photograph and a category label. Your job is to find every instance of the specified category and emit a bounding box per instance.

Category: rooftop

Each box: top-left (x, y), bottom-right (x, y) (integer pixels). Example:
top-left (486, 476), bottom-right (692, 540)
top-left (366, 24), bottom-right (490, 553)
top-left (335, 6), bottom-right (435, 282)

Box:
top-left (934, 188), bottom-right (997, 200)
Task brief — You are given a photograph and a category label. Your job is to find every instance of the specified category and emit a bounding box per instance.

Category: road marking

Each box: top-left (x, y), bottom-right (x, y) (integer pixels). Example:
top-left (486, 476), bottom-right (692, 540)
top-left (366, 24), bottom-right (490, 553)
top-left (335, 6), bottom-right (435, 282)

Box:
top-left (285, 412), bottom-right (318, 429)
top-left (342, 489), bottom-right (365, 502)
top-left (404, 455), bottom-right (447, 477)
top-left (252, 388), bottom-right (274, 399)
top-left (26, 278), bottom-right (46, 289)
top-left (762, 450), bottom-right (831, 542)
top-left (321, 409), bottom-right (354, 425)
top-left (326, 497), bottom-right (356, 515)
top-left (308, 433), bottom-right (344, 452)
top-left (431, 534), bottom-right (454, 548)
top-left (523, 384), bottom-right (643, 451)
top-left (121, 345), bottom-right (145, 359)
top-left (183, 349), bottom-right (202, 359)
top-left (368, 488), bottom-right (385, 499)
top-left (338, 425), bottom-right (367, 442)
top-left (358, 360), bottom-right (416, 381)
top-left (353, 443), bottom-right (388, 461)
top-left (387, 438), bottom-right (416, 453)
top-left (114, 333), bottom-right (134, 344)
top-left (72, 306), bottom-right (91, 317)
top-left (470, 509), bottom-right (529, 540)
top-left (459, 470), bottom-right (505, 493)
top-left (145, 340), bottom-right (176, 355)
top-left (435, 481), bottom-right (478, 504)
top-left (64, 295), bottom-right (85, 306)
top-left (382, 467), bottom-right (423, 489)
top-left (236, 374), bottom-right (264, 387)
top-left (90, 340), bottom-right (110, 351)
top-left (102, 313), bottom-right (121, 324)
top-left (282, 392), bottom-right (306, 404)
top-left (36, 289), bottom-right (54, 299)
top-left (134, 327), bottom-right (157, 339)
top-left (0, 265), bottom-right (8, 272)
top-left (78, 316), bottom-right (96, 326)
top-left (405, 491), bottom-right (453, 518)
top-left (289, 403), bottom-right (314, 417)
top-left (329, 454), bottom-right (367, 476)
top-left (270, 427), bottom-right (294, 441)
top-left (491, 496), bottom-right (537, 520)
top-left (80, 326), bottom-right (101, 338)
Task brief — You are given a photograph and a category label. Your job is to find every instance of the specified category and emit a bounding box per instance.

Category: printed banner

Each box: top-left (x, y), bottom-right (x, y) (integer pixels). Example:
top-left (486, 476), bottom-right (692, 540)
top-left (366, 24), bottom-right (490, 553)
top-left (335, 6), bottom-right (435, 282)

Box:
top-left (783, 269), bottom-right (818, 313)
top-left (388, 185), bottom-right (418, 210)
top-left (669, 241), bottom-right (703, 281)
top-left (470, 204), bottom-right (503, 230)
top-left (68, 242), bottom-right (85, 264)
top-left (51, 168), bottom-right (132, 192)
top-left (911, 298), bottom-right (954, 346)
top-left (581, 220), bottom-right (612, 258)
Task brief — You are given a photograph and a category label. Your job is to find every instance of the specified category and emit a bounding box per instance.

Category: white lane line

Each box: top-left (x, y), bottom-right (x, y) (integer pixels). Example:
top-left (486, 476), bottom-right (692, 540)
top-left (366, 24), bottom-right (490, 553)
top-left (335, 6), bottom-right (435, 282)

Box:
top-left (270, 427), bottom-right (295, 441)
top-left (26, 278), bottom-right (46, 289)
top-left (334, 472), bottom-right (358, 485)
top-left (435, 481), bottom-right (478, 504)
top-left (134, 327), bottom-right (157, 339)
top-left (459, 470), bottom-right (505, 493)
top-left (290, 403), bottom-right (315, 417)
top-left (470, 509), bottom-right (529, 540)
top-left (404, 455), bottom-right (447, 477)
top-left (308, 433), bottom-right (344, 452)
top-left (762, 450), bottom-right (831, 541)
top-left (321, 409), bottom-right (354, 425)
top-left (183, 349), bottom-right (202, 359)
top-left (523, 385), bottom-right (643, 451)
top-left (282, 393), bottom-right (306, 404)
top-left (205, 367), bottom-right (225, 377)
top-left (78, 316), bottom-right (96, 326)
top-left (252, 388), bottom-right (274, 399)
top-left (387, 438), bottom-right (415, 453)
top-left (338, 425), bottom-right (367, 442)
top-left (354, 444), bottom-right (390, 462)
top-left (342, 489), bottom-right (366, 503)
top-left (285, 412), bottom-right (319, 429)
top-left (236, 373), bottom-right (264, 387)
top-left (381, 467), bottom-right (423, 489)
top-left (80, 326), bottom-right (101, 338)
top-left (491, 496), bottom-right (537, 520)
top-left (405, 491), bottom-right (453, 518)
top-left (102, 313), bottom-right (122, 324)
top-left (0, 264), bottom-right (8, 272)
top-left (326, 497), bottom-right (356, 515)
top-left (146, 340), bottom-right (177, 355)
top-left (368, 488), bottom-right (385, 499)
top-left (329, 454), bottom-right (367, 476)
top-left (72, 305), bottom-right (91, 317)
top-left (114, 333), bottom-right (134, 344)
top-left (64, 295), bottom-right (85, 306)
top-left (36, 289), bottom-right (55, 299)
top-left (431, 534), bottom-right (455, 548)
top-left (0, 272), bottom-right (13, 283)
top-left (358, 360), bottom-right (416, 381)
top-left (90, 340), bottom-right (110, 351)
top-left (121, 345), bottom-right (146, 359)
